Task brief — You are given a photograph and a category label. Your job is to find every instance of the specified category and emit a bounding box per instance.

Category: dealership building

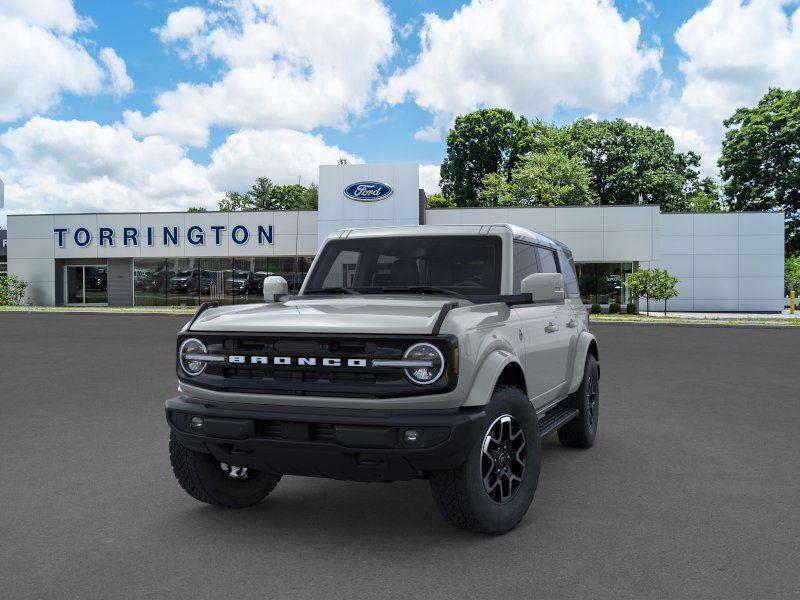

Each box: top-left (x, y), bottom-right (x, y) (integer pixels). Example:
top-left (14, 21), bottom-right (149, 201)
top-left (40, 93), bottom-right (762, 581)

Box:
top-left (6, 162), bottom-right (785, 312)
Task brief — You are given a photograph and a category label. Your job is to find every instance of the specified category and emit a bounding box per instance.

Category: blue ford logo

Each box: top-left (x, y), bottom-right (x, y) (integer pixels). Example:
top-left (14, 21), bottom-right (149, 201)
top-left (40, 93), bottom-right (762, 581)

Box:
top-left (344, 181), bottom-right (393, 202)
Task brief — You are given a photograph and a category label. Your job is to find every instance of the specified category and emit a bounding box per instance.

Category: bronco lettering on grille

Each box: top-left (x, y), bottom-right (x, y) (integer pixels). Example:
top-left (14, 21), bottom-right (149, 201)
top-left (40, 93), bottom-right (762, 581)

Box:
top-left (226, 355), bottom-right (368, 367)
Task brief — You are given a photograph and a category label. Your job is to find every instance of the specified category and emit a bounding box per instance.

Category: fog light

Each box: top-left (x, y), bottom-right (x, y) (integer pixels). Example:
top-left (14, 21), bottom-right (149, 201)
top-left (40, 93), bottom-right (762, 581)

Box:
top-left (403, 429), bottom-right (420, 444)
top-left (189, 416), bottom-right (204, 431)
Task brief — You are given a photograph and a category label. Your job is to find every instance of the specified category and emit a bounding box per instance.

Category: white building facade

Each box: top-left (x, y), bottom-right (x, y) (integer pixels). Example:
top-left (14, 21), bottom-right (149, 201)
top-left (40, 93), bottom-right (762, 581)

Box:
top-left (6, 163), bottom-right (785, 312)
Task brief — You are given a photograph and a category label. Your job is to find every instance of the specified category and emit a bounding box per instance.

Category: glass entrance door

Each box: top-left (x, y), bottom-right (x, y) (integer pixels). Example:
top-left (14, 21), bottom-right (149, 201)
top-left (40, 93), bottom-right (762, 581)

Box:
top-left (66, 265), bottom-right (108, 305)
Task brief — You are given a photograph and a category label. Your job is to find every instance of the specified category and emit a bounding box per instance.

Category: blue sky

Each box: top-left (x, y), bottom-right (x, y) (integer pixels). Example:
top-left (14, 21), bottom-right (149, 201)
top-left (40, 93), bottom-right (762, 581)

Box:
top-left (1, 0), bottom-right (798, 221)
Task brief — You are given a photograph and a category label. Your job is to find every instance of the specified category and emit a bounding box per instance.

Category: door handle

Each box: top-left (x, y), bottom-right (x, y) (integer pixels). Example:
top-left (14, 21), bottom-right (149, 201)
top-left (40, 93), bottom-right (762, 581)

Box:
top-left (544, 322), bottom-right (559, 333)
top-left (567, 319), bottom-right (578, 328)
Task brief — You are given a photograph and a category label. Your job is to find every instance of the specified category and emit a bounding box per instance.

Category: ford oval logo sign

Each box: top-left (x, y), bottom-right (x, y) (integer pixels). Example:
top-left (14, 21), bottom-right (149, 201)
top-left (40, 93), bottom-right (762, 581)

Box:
top-left (343, 181), bottom-right (393, 202)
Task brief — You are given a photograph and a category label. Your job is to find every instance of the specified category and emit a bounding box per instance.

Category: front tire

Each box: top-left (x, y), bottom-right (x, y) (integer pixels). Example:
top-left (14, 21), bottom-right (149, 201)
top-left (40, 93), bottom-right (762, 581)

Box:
top-left (558, 354), bottom-right (599, 448)
top-left (169, 433), bottom-right (282, 508)
top-left (429, 385), bottom-right (541, 534)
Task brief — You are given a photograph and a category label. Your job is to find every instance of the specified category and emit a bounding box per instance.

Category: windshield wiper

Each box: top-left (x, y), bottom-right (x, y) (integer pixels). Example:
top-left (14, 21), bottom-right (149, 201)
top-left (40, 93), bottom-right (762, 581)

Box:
top-left (380, 286), bottom-right (460, 297)
top-left (303, 287), bottom-right (360, 295)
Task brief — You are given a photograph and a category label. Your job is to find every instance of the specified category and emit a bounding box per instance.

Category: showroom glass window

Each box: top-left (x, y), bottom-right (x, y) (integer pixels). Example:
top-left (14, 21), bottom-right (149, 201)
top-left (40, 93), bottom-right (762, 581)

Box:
top-left (133, 256), bottom-right (314, 306)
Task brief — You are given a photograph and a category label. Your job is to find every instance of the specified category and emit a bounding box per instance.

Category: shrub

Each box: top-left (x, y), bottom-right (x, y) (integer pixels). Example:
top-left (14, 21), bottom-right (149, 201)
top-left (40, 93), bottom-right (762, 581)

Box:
top-left (608, 302), bottom-right (621, 314)
top-left (590, 303), bottom-right (602, 314)
top-left (0, 274), bottom-right (29, 306)
top-left (626, 302), bottom-right (638, 315)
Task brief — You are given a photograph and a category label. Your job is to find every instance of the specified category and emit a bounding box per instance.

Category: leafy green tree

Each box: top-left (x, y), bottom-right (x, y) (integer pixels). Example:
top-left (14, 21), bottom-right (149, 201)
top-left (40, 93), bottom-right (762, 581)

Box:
top-left (440, 108), bottom-right (541, 206)
top-left (624, 269), bottom-right (658, 316)
top-left (218, 177), bottom-right (318, 211)
top-left (245, 177), bottom-right (275, 210)
top-left (187, 206), bottom-right (208, 213)
top-left (653, 270), bottom-right (680, 315)
top-left (218, 190), bottom-right (252, 212)
top-left (504, 151), bottom-right (594, 207)
top-left (477, 173), bottom-right (511, 206)
top-left (0, 274), bottom-right (28, 305)
top-left (719, 88), bottom-right (800, 255)
top-left (304, 183), bottom-right (319, 210)
top-left (425, 192), bottom-right (456, 208)
top-left (567, 118), bottom-right (700, 211)
top-left (786, 255), bottom-right (800, 295)
top-left (270, 184), bottom-right (310, 210)
top-left (686, 177), bottom-right (726, 212)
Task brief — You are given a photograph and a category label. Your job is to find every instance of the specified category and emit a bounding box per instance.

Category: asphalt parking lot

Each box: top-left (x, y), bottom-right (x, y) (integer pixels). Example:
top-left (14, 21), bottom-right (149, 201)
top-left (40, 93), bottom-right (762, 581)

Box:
top-left (0, 313), bottom-right (798, 600)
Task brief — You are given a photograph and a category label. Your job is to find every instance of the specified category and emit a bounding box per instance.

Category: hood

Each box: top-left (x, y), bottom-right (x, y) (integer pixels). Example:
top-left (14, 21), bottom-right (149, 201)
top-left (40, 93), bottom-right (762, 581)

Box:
top-left (189, 296), bottom-right (454, 335)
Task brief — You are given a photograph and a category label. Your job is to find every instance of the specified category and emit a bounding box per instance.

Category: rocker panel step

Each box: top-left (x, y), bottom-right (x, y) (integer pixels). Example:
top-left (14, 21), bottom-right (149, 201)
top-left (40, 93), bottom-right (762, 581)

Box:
top-left (538, 406), bottom-right (579, 437)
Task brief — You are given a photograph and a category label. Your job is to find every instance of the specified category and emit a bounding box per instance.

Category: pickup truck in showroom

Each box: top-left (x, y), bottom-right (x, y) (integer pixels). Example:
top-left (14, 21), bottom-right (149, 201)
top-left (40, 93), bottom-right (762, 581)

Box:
top-left (166, 224), bottom-right (599, 534)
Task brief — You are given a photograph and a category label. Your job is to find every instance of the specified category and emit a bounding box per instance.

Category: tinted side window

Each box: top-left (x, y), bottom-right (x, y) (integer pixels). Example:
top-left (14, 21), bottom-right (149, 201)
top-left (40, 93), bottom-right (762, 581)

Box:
top-left (558, 248), bottom-right (580, 298)
top-left (536, 246), bottom-right (559, 274)
top-left (513, 241), bottom-right (540, 293)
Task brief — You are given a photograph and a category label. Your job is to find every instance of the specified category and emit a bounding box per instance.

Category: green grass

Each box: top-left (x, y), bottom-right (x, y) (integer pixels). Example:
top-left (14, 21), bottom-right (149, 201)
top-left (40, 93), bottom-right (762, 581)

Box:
top-left (591, 313), bottom-right (799, 327)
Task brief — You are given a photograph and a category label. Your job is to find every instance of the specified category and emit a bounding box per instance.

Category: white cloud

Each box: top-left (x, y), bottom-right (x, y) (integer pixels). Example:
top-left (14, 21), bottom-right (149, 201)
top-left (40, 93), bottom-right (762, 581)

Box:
top-left (100, 48), bottom-right (134, 96)
top-left (657, 0), bottom-right (800, 174)
top-left (0, 0), bottom-right (83, 32)
top-left (380, 0), bottom-right (661, 141)
top-left (0, 2), bottom-right (132, 122)
top-left (206, 129), bottom-right (362, 193)
top-left (0, 118), bottom-right (362, 217)
top-left (418, 164), bottom-right (441, 195)
top-left (156, 6), bottom-right (207, 44)
top-left (126, 0), bottom-right (394, 146)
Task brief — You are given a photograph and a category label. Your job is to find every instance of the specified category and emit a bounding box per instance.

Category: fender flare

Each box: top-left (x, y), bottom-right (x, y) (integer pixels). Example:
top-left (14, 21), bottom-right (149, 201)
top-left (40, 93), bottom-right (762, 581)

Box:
top-left (567, 331), bottom-right (599, 394)
top-left (463, 349), bottom-right (521, 407)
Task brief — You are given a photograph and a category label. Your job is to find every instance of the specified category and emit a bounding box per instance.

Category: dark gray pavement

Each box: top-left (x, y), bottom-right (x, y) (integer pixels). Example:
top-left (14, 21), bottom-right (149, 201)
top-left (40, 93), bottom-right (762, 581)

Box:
top-left (0, 313), bottom-right (798, 599)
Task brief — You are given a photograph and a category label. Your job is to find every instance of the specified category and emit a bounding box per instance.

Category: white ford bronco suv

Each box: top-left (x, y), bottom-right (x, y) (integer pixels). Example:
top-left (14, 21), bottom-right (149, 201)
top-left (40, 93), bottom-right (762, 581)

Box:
top-left (166, 224), bottom-right (599, 534)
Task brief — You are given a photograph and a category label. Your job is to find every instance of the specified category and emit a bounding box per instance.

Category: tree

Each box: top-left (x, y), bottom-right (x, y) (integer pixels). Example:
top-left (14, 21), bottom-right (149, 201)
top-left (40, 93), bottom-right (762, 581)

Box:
top-left (624, 269), bottom-right (658, 316)
top-left (503, 151), bottom-right (594, 207)
top-left (0, 274), bottom-right (28, 306)
top-left (686, 177), bottom-right (726, 212)
top-left (425, 192), bottom-right (456, 208)
top-left (653, 270), bottom-right (680, 315)
top-left (440, 108), bottom-right (541, 206)
top-left (187, 206), bottom-right (208, 213)
top-left (786, 255), bottom-right (800, 295)
top-left (218, 177), bottom-right (318, 211)
top-left (270, 184), bottom-right (310, 210)
top-left (567, 118), bottom-right (700, 212)
top-left (719, 88), bottom-right (800, 255)
top-left (218, 190), bottom-right (252, 212)
top-left (477, 173), bottom-right (511, 206)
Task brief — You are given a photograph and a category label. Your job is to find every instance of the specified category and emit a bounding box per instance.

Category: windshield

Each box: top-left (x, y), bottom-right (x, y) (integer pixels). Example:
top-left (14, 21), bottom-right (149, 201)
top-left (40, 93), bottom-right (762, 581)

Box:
top-left (304, 235), bottom-right (502, 296)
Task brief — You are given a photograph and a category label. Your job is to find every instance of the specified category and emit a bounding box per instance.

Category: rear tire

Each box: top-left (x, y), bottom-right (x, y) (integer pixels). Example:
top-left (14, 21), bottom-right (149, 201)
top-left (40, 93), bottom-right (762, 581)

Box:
top-left (429, 385), bottom-right (540, 534)
top-left (169, 433), bottom-right (281, 508)
top-left (558, 354), bottom-right (599, 448)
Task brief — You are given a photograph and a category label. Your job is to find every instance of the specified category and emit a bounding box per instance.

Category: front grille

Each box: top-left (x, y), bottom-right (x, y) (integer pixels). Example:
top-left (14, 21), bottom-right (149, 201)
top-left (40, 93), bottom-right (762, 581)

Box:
top-left (178, 333), bottom-right (457, 399)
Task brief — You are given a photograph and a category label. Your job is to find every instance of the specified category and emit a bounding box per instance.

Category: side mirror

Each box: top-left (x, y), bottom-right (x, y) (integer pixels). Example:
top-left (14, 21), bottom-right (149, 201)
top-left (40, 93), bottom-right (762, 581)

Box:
top-left (521, 273), bottom-right (565, 303)
top-left (262, 276), bottom-right (288, 303)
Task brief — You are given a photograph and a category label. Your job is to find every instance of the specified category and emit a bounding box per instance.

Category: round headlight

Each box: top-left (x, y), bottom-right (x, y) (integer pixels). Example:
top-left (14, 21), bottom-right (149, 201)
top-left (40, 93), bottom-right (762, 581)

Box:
top-left (179, 338), bottom-right (208, 376)
top-left (403, 342), bottom-right (445, 385)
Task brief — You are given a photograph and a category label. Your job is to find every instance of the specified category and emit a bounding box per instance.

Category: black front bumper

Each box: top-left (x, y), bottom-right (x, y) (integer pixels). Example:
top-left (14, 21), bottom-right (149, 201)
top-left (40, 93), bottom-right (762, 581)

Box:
top-left (166, 397), bottom-right (487, 482)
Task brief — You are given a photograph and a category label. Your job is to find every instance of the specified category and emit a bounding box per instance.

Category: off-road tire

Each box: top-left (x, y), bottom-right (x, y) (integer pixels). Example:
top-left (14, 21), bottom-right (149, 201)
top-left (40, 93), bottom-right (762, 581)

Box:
top-left (558, 354), bottom-right (599, 448)
top-left (429, 385), bottom-right (541, 535)
top-left (169, 433), bottom-right (281, 508)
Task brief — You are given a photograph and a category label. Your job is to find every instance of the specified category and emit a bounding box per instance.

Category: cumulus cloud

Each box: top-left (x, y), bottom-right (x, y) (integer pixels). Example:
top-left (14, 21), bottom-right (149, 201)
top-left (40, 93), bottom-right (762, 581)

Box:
top-left (418, 164), bottom-right (442, 195)
top-left (657, 0), bottom-right (800, 174)
top-left (100, 48), bottom-right (134, 96)
top-left (380, 0), bottom-right (661, 141)
top-left (0, 1), bottom-right (132, 122)
top-left (0, 119), bottom-right (362, 216)
top-left (126, 0), bottom-right (394, 146)
top-left (206, 129), bottom-right (362, 193)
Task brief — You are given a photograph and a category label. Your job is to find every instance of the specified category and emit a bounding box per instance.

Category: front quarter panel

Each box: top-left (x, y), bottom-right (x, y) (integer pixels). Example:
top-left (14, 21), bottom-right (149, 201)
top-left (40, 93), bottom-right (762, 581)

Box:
top-left (440, 303), bottom-right (527, 408)
top-left (568, 331), bottom-right (598, 394)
